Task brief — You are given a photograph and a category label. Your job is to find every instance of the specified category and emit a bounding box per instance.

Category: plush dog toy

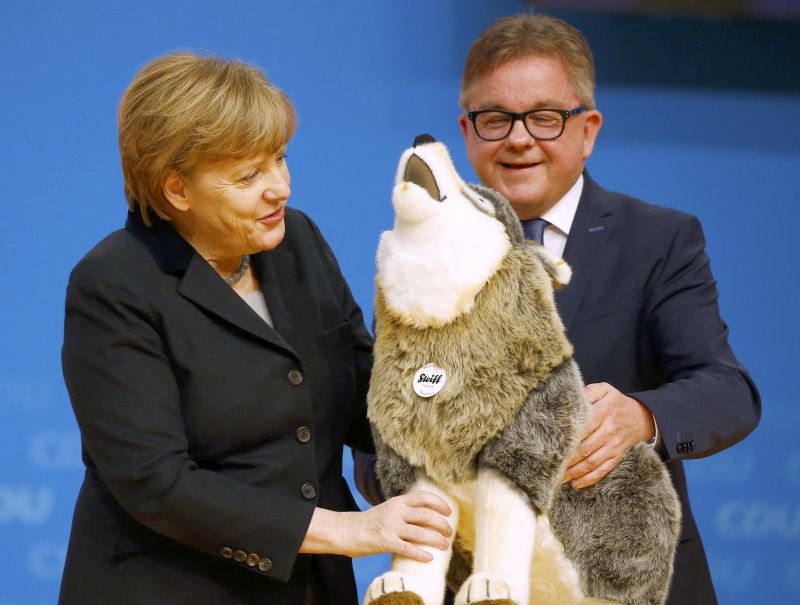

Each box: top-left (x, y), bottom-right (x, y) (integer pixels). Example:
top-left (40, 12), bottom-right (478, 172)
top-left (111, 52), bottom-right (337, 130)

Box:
top-left (364, 135), bottom-right (681, 605)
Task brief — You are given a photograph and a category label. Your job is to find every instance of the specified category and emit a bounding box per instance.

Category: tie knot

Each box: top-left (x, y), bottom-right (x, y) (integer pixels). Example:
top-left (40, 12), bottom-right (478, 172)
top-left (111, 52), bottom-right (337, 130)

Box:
top-left (522, 218), bottom-right (548, 244)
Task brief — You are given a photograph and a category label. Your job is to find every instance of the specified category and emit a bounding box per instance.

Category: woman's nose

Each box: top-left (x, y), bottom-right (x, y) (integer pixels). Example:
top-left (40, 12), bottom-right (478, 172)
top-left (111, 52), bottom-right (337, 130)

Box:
top-left (263, 171), bottom-right (291, 201)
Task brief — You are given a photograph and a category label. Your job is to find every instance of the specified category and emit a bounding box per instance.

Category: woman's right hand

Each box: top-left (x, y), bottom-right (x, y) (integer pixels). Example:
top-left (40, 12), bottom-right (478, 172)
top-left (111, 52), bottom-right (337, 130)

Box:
top-left (345, 490), bottom-right (453, 561)
top-left (301, 490), bottom-right (453, 562)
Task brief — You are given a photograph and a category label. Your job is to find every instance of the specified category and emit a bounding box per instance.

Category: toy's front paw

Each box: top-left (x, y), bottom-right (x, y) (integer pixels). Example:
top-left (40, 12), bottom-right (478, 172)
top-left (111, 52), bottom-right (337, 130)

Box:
top-left (453, 572), bottom-right (517, 605)
top-left (363, 572), bottom-right (425, 605)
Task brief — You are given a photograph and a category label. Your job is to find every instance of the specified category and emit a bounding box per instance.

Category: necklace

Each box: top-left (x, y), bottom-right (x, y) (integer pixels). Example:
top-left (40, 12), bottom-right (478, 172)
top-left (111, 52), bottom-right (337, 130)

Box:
top-left (224, 255), bottom-right (251, 286)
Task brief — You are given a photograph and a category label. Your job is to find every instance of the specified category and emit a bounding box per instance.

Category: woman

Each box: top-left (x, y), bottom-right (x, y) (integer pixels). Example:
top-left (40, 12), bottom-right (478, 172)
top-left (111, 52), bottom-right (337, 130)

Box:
top-left (59, 52), bottom-right (451, 605)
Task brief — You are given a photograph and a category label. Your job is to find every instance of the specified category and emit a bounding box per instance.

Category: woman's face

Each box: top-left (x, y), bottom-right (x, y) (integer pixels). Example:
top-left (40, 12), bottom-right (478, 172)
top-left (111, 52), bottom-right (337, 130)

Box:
top-left (168, 148), bottom-right (291, 261)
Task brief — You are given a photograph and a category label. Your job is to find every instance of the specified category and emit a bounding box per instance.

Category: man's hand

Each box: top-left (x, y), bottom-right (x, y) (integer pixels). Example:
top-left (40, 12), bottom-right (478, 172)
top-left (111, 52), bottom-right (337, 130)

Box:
top-left (563, 382), bottom-right (655, 489)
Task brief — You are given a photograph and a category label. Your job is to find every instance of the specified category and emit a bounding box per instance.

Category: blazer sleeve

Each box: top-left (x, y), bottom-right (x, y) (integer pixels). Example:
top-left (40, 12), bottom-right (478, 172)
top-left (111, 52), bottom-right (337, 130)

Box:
top-left (299, 211), bottom-right (375, 455)
top-left (629, 214), bottom-right (761, 461)
top-left (62, 256), bottom-right (315, 582)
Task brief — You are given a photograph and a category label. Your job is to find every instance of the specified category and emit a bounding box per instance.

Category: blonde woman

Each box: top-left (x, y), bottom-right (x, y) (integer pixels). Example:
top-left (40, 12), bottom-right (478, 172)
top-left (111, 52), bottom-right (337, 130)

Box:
top-left (59, 52), bottom-right (450, 605)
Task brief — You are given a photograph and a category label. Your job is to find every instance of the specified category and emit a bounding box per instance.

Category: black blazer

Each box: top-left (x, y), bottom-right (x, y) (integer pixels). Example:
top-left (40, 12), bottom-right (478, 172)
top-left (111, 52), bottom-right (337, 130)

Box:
top-left (59, 208), bottom-right (374, 605)
top-left (555, 174), bottom-right (760, 605)
top-left (355, 174), bottom-right (760, 605)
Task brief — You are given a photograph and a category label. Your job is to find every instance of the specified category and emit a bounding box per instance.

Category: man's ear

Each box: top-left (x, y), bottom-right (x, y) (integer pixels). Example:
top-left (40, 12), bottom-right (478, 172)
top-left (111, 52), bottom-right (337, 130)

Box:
top-left (582, 110), bottom-right (603, 160)
top-left (458, 114), bottom-right (469, 141)
top-left (162, 170), bottom-right (191, 212)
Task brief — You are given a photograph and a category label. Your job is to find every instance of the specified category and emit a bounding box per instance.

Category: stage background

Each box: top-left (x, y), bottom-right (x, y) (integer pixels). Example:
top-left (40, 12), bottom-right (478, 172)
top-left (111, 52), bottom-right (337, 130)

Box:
top-left (1, 1), bottom-right (797, 603)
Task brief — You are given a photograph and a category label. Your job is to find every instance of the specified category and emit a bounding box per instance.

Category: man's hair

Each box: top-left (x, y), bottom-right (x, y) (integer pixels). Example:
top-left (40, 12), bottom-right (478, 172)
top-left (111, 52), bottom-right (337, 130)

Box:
top-left (460, 13), bottom-right (596, 110)
top-left (118, 51), bottom-right (296, 225)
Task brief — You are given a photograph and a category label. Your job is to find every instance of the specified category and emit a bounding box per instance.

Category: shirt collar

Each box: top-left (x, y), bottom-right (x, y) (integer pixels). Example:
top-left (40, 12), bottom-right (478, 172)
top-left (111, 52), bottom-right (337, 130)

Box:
top-left (540, 174), bottom-right (583, 237)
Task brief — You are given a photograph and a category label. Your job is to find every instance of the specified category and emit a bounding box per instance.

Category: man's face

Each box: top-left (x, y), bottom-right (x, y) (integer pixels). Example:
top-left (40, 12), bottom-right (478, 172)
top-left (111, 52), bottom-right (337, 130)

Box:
top-left (459, 54), bottom-right (602, 220)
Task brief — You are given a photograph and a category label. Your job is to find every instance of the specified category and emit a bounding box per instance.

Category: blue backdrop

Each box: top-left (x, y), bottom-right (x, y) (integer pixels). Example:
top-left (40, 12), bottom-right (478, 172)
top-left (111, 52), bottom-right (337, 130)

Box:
top-left (1, 2), bottom-right (798, 603)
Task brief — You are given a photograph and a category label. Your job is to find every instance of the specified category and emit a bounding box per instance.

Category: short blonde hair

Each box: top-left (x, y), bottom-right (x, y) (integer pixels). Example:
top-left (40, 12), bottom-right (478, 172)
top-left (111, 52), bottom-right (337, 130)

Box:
top-left (118, 52), bottom-right (296, 224)
top-left (460, 13), bottom-right (596, 110)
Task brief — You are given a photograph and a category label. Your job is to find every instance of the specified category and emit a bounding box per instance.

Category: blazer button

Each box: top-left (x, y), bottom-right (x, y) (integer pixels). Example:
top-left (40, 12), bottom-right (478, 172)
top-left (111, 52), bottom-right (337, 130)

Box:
top-left (220, 546), bottom-right (233, 559)
top-left (258, 558), bottom-right (273, 572)
top-left (288, 369), bottom-right (304, 386)
top-left (301, 482), bottom-right (317, 500)
top-left (296, 426), bottom-right (312, 443)
top-left (246, 553), bottom-right (260, 567)
top-left (233, 550), bottom-right (247, 563)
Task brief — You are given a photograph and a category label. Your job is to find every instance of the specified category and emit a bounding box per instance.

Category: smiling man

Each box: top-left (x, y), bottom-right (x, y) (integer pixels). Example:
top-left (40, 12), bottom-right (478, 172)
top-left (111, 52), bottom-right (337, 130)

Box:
top-left (456, 13), bottom-right (760, 605)
top-left (460, 55), bottom-right (599, 221)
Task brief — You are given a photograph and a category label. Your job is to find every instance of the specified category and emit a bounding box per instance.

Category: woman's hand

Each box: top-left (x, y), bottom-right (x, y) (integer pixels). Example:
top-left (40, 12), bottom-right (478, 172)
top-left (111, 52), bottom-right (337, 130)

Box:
top-left (301, 490), bottom-right (452, 562)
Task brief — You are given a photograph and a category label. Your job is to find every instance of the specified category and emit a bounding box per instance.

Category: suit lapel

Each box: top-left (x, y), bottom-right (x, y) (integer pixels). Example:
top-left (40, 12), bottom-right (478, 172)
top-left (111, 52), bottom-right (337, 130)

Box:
top-left (251, 249), bottom-right (303, 355)
top-left (555, 175), bottom-right (615, 332)
top-left (178, 254), bottom-right (299, 359)
top-left (125, 210), bottom-right (299, 359)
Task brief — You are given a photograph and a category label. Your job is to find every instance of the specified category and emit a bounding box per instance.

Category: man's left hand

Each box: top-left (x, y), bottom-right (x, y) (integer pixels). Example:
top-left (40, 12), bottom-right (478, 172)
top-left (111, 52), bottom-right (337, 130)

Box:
top-left (562, 382), bottom-right (655, 489)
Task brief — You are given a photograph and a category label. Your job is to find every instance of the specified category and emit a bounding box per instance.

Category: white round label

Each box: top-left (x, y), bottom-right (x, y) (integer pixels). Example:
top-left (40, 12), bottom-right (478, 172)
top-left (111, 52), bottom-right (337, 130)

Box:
top-left (413, 363), bottom-right (447, 398)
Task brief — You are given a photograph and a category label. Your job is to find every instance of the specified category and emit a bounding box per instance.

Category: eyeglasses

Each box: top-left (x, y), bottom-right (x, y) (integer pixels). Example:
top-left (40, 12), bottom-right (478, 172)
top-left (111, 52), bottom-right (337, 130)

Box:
top-left (467, 107), bottom-right (587, 141)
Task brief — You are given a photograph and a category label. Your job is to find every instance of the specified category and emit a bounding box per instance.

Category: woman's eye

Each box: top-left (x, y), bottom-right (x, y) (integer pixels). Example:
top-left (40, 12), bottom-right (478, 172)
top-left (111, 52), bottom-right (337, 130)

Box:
top-left (242, 170), bottom-right (260, 182)
top-left (276, 153), bottom-right (288, 165)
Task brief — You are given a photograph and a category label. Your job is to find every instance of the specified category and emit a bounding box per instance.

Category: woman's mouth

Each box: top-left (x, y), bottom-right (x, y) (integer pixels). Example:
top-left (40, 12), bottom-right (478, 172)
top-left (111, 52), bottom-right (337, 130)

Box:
top-left (259, 206), bottom-right (285, 224)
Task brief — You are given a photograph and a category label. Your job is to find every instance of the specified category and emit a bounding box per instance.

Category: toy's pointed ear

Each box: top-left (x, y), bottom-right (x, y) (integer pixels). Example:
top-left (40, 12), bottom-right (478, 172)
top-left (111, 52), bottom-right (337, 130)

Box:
top-left (467, 183), bottom-right (525, 245)
top-left (530, 245), bottom-right (572, 289)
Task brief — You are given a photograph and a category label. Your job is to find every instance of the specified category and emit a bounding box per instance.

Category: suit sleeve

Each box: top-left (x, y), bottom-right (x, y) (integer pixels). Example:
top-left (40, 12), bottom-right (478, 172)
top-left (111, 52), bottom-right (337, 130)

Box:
top-left (297, 211), bottom-right (375, 454)
top-left (353, 451), bottom-right (384, 505)
top-left (629, 214), bottom-right (760, 461)
top-left (62, 258), bottom-right (315, 582)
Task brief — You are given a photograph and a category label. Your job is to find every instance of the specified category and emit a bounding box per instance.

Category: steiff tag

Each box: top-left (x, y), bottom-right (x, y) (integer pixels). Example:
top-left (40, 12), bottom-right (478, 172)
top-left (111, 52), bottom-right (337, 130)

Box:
top-left (413, 363), bottom-right (446, 398)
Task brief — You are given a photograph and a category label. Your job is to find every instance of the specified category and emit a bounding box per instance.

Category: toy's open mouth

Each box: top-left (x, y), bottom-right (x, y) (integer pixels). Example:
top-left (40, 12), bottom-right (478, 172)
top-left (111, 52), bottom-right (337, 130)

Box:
top-left (403, 154), bottom-right (442, 202)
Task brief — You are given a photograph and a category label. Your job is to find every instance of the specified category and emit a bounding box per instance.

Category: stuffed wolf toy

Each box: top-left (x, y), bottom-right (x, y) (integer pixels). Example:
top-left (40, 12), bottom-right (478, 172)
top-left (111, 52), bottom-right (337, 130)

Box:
top-left (364, 135), bottom-right (681, 605)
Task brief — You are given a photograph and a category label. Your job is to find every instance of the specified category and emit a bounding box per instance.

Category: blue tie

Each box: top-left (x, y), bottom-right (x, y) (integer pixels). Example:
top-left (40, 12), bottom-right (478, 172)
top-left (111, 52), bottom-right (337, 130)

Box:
top-left (522, 218), bottom-right (548, 245)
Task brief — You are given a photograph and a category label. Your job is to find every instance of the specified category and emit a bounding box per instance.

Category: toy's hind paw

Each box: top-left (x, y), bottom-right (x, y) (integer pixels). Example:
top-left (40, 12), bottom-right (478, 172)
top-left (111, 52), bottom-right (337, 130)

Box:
top-left (454, 572), bottom-right (517, 605)
top-left (363, 572), bottom-right (425, 605)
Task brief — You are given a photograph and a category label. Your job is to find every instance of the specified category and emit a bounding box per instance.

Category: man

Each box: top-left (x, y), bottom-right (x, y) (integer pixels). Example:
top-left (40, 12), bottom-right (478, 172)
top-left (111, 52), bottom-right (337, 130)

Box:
top-left (357, 12), bottom-right (759, 604)
top-left (454, 13), bottom-right (760, 605)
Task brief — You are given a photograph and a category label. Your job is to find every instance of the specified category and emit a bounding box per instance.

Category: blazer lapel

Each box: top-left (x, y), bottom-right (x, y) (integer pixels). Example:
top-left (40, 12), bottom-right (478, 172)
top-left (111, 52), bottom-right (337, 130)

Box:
top-left (251, 249), bottom-right (303, 354)
top-left (555, 174), bottom-right (615, 332)
top-left (125, 210), bottom-right (299, 359)
top-left (178, 254), bottom-right (299, 359)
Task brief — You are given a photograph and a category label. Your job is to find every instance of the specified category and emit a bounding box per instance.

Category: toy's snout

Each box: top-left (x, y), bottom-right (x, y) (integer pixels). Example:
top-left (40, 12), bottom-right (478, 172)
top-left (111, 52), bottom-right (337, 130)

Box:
top-left (413, 133), bottom-right (436, 147)
top-left (402, 133), bottom-right (444, 203)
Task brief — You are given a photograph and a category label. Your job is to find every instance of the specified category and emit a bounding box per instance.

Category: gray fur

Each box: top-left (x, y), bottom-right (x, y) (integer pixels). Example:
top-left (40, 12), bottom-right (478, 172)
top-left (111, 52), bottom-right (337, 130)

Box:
top-left (468, 183), bottom-right (525, 247)
top-left (550, 445), bottom-right (681, 605)
top-left (369, 245), bottom-right (573, 487)
top-left (481, 357), bottom-right (681, 604)
top-left (373, 426), bottom-right (417, 499)
top-left (481, 359), bottom-right (586, 514)
top-left (470, 183), bottom-right (568, 290)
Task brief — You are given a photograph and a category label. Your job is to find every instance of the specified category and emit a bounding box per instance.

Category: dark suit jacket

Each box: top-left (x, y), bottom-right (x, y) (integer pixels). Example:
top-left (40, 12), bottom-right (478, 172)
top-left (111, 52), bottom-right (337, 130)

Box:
top-left (355, 174), bottom-right (760, 605)
top-left (60, 208), bottom-right (374, 605)
top-left (556, 174), bottom-right (760, 604)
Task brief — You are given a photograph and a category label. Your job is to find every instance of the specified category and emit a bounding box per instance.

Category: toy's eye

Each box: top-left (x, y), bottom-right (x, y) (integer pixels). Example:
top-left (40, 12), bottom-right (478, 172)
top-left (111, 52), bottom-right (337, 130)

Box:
top-left (461, 186), bottom-right (495, 215)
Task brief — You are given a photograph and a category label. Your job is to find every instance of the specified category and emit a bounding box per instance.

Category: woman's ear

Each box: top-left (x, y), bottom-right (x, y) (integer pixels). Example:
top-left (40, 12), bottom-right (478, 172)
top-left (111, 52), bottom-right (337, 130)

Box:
top-left (162, 170), bottom-right (191, 212)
